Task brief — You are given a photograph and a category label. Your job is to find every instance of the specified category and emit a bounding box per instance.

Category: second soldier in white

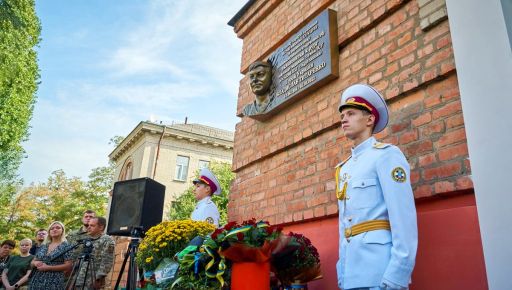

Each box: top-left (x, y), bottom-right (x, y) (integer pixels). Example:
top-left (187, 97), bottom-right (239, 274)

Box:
top-left (191, 168), bottom-right (221, 227)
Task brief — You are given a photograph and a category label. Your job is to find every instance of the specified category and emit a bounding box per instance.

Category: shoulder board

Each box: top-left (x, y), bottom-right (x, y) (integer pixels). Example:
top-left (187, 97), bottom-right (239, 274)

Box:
top-left (373, 142), bottom-right (391, 149)
top-left (335, 155), bottom-right (352, 168)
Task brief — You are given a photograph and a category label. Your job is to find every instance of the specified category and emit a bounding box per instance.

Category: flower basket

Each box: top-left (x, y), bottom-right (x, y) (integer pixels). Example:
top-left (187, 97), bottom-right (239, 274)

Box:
top-left (135, 220), bottom-right (215, 271)
top-left (231, 261), bottom-right (270, 290)
top-left (271, 232), bottom-right (322, 287)
top-left (173, 219), bottom-right (284, 289)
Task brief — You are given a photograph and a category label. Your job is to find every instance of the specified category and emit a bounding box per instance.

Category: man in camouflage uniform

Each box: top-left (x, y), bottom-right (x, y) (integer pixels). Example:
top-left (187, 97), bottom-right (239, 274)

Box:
top-left (74, 216), bottom-right (115, 289)
top-left (68, 209), bottom-right (96, 245)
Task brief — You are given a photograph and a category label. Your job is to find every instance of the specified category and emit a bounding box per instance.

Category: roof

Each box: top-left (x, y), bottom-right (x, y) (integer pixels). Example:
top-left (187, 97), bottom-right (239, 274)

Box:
top-left (109, 121), bottom-right (234, 162)
top-left (227, 0), bottom-right (256, 27)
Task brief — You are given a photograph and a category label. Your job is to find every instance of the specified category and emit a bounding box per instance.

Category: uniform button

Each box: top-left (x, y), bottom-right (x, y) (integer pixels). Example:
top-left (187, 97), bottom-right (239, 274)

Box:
top-left (346, 195), bottom-right (350, 200)
top-left (348, 217), bottom-right (353, 222)
top-left (362, 182), bottom-right (365, 186)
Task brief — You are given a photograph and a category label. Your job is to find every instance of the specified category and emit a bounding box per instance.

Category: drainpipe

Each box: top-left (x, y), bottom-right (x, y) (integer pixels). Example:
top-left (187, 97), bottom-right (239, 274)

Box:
top-left (153, 125), bottom-right (166, 179)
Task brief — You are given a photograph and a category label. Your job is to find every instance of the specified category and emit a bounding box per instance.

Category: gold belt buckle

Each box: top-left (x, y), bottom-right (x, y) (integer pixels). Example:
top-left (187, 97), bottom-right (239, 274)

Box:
top-left (344, 228), bottom-right (352, 238)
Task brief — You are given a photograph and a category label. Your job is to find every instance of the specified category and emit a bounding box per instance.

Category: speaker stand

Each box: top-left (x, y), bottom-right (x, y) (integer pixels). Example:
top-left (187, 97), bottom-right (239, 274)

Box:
top-left (114, 227), bottom-right (143, 290)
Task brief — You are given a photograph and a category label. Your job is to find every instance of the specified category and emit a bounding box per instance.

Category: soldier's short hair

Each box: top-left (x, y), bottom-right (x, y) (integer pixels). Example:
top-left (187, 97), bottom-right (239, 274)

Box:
top-left (84, 209), bottom-right (96, 215)
top-left (93, 217), bottom-right (107, 229)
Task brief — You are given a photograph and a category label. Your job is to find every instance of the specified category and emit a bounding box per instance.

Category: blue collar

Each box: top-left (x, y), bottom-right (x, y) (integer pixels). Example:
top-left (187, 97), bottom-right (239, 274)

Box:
top-left (197, 196), bottom-right (212, 206)
top-left (351, 136), bottom-right (376, 157)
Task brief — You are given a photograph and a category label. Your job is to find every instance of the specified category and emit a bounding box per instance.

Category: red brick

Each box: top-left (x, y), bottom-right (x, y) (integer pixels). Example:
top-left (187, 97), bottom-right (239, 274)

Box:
top-left (398, 32), bottom-right (412, 46)
top-left (410, 169), bottom-right (420, 184)
top-left (423, 162), bottom-right (462, 180)
top-left (418, 153), bottom-right (437, 167)
top-left (464, 158), bottom-right (472, 174)
top-left (425, 47), bottom-right (453, 68)
top-left (438, 143), bottom-right (469, 161)
top-left (412, 112), bottom-right (432, 127)
top-left (419, 121), bottom-right (445, 137)
top-left (417, 43), bottom-right (434, 59)
top-left (390, 121), bottom-right (409, 133)
top-left (434, 181), bottom-right (456, 194)
top-left (402, 78), bottom-right (419, 92)
top-left (369, 72), bottom-right (383, 83)
top-left (414, 184), bottom-right (432, 198)
top-left (423, 20), bottom-right (450, 44)
top-left (307, 192), bottom-right (329, 207)
top-left (440, 59), bottom-right (456, 75)
top-left (385, 62), bottom-right (399, 76)
top-left (398, 63), bottom-right (421, 81)
top-left (326, 203), bottom-right (338, 215)
top-left (424, 95), bottom-right (442, 108)
top-left (456, 176), bottom-right (473, 190)
top-left (388, 41), bottom-right (418, 63)
top-left (436, 34), bottom-right (452, 49)
top-left (433, 100), bottom-right (462, 119)
top-left (404, 139), bottom-right (433, 156)
top-left (421, 68), bottom-right (439, 83)
top-left (399, 129), bottom-right (419, 144)
top-left (438, 128), bottom-right (467, 147)
top-left (303, 209), bottom-right (314, 219)
top-left (314, 206), bottom-right (326, 217)
top-left (446, 114), bottom-right (465, 129)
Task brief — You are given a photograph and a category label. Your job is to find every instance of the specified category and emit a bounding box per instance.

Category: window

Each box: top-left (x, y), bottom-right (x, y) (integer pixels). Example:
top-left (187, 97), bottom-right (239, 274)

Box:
top-left (198, 160), bottom-right (210, 170)
top-left (119, 158), bottom-right (133, 181)
top-left (174, 155), bottom-right (190, 181)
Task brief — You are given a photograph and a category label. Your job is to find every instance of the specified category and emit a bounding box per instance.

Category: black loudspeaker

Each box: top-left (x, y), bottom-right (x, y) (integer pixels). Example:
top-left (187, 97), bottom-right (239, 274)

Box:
top-left (107, 177), bottom-right (166, 236)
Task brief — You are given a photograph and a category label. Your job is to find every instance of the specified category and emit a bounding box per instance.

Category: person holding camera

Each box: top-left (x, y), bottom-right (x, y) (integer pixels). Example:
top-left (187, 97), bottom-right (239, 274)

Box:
top-left (74, 217), bottom-right (114, 290)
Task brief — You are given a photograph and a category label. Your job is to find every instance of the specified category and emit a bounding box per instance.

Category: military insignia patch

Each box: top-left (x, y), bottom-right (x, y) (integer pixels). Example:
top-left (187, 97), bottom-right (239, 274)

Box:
top-left (392, 167), bottom-right (407, 183)
top-left (205, 217), bottom-right (214, 224)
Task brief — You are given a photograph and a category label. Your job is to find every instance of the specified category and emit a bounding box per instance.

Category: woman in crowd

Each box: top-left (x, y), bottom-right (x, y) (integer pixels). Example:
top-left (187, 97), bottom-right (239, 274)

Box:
top-left (1, 238), bottom-right (34, 290)
top-left (29, 221), bottom-right (72, 290)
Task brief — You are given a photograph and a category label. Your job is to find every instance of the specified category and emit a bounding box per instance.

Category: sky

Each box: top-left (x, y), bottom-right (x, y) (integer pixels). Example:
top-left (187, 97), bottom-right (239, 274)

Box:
top-left (19, 0), bottom-right (246, 185)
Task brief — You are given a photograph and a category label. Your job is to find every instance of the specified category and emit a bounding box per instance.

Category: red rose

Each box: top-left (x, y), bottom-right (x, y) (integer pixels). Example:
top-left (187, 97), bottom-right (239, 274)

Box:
top-left (236, 232), bottom-right (244, 241)
top-left (224, 221), bottom-right (237, 231)
top-left (211, 228), bottom-right (223, 240)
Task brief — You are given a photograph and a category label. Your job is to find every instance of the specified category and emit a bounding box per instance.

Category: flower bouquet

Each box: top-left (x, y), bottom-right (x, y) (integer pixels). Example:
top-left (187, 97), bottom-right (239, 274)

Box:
top-left (271, 232), bottom-right (322, 287)
top-left (208, 218), bottom-right (283, 263)
top-left (173, 219), bottom-right (284, 290)
top-left (136, 219), bottom-right (215, 271)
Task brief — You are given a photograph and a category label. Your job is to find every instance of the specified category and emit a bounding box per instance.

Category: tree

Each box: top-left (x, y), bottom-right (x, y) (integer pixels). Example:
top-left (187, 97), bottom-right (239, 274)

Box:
top-left (0, 0), bottom-right (41, 182)
top-left (0, 167), bottom-right (114, 241)
top-left (168, 162), bottom-right (234, 225)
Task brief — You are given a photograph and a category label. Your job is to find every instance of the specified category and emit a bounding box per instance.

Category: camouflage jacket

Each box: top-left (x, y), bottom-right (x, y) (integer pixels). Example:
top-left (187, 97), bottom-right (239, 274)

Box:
top-left (75, 233), bottom-right (115, 286)
top-left (67, 227), bottom-right (89, 260)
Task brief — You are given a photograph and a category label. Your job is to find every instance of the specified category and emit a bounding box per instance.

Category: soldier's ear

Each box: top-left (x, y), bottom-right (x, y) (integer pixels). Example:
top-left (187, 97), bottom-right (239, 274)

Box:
top-left (367, 113), bottom-right (376, 127)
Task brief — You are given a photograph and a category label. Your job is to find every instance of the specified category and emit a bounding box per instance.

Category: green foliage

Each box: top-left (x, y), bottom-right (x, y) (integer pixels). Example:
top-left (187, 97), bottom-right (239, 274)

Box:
top-left (0, 0), bottom-right (41, 181)
top-left (0, 166), bottom-right (113, 241)
top-left (168, 162), bottom-right (234, 225)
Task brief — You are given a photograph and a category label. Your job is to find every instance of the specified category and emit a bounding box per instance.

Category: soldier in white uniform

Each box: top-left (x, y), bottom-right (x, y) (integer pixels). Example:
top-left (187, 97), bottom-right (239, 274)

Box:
top-left (336, 84), bottom-right (418, 290)
top-left (191, 168), bottom-right (221, 227)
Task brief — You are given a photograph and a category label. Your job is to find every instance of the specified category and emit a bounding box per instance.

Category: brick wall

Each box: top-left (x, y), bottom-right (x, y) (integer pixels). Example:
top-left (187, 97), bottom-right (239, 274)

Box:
top-left (229, 0), bottom-right (471, 223)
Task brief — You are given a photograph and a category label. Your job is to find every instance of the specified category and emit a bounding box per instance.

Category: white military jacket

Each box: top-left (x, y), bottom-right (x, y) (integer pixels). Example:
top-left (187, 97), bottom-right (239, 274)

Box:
top-left (191, 196), bottom-right (220, 227)
top-left (336, 136), bottom-right (418, 289)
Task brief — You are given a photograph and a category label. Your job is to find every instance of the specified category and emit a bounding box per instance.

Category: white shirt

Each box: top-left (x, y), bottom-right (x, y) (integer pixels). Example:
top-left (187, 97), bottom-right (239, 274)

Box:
top-left (190, 196), bottom-right (220, 226)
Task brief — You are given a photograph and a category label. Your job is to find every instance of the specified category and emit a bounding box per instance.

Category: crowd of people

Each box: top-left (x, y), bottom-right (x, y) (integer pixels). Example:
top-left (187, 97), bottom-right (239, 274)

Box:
top-left (0, 210), bottom-right (115, 290)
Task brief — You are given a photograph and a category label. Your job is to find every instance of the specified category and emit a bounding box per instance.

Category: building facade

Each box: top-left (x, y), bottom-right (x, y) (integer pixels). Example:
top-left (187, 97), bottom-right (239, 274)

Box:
top-left (109, 121), bottom-right (233, 214)
top-left (107, 121), bottom-right (233, 287)
top-left (228, 0), bottom-right (511, 289)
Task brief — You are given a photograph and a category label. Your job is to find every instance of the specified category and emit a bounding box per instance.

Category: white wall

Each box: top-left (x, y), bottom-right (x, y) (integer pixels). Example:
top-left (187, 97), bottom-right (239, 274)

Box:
top-left (446, 0), bottom-right (512, 289)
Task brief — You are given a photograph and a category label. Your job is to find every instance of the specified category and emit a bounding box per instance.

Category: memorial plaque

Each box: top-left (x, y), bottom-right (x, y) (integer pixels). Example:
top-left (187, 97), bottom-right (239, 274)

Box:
top-left (241, 9), bottom-right (339, 121)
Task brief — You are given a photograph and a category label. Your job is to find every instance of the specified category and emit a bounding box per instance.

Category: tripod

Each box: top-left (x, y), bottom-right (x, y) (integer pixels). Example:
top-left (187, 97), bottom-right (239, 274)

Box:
top-left (114, 227), bottom-right (143, 290)
top-left (66, 239), bottom-right (97, 290)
